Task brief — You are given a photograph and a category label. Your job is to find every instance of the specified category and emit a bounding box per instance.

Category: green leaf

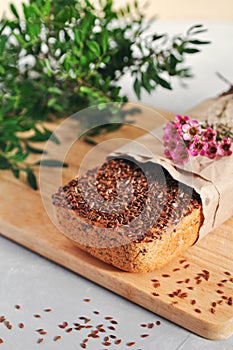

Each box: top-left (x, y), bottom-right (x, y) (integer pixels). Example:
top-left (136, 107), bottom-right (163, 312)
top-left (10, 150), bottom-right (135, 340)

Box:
top-left (26, 169), bottom-right (38, 190)
top-left (133, 78), bottom-right (141, 99)
top-left (102, 30), bottom-right (109, 53)
top-left (36, 159), bottom-right (68, 168)
top-left (48, 87), bottom-right (63, 95)
top-left (0, 155), bottom-right (11, 169)
top-left (188, 39), bottom-right (211, 45)
top-left (154, 75), bottom-right (172, 90)
top-left (86, 40), bottom-right (101, 56)
top-left (183, 47), bottom-right (200, 54)
top-left (187, 24), bottom-right (203, 34)
top-left (26, 144), bottom-right (44, 154)
top-left (10, 3), bottom-right (20, 19)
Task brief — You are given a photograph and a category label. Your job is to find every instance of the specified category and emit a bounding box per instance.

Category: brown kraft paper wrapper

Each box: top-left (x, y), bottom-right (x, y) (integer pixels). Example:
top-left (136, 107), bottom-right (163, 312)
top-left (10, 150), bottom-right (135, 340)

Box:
top-left (110, 94), bottom-right (233, 242)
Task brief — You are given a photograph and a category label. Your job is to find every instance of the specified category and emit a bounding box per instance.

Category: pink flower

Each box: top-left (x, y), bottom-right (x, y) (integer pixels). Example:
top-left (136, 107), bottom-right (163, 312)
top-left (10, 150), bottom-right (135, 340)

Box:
top-left (205, 141), bottom-right (218, 159)
top-left (174, 115), bottom-right (190, 129)
top-left (182, 120), bottom-right (201, 141)
top-left (163, 123), bottom-right (181, 147)
top-left (218, 137), bottom-right (232, 156)
top-left (202, 126), bottom-right (217, 142)
top-left (188, 138), bottom-right (209, 156)
top-left (170, 145), bottom-right (189, 165)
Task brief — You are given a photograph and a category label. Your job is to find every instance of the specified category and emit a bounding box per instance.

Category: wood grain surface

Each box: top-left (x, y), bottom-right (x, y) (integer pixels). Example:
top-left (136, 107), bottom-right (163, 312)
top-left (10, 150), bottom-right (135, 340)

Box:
top-left (0, 105), bottom-right (232, 340)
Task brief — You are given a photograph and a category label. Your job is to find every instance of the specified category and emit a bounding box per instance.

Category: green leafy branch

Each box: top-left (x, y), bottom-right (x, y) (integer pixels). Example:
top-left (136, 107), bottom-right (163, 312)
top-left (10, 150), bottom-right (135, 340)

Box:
top-left (0, 0), bottom-right (210, 189)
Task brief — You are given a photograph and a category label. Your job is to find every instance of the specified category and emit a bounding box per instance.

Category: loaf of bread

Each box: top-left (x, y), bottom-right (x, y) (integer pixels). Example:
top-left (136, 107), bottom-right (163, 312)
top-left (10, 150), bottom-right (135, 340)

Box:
top-left (52, 158), bottom-right (203, 272)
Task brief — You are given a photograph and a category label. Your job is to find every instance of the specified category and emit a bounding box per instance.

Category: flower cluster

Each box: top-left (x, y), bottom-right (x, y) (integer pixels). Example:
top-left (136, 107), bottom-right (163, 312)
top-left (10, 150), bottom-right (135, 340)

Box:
top-left (163, 115), bottom-right (232, 165)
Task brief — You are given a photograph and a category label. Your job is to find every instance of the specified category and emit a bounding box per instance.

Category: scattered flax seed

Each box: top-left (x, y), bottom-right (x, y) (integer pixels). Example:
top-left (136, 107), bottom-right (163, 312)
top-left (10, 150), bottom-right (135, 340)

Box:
top-left (110, 335), bottom-right (116, 339)
top-left (212, 302), bottom-right (217, 307)
top-left (191, 300), bottom-right (196, 305)
top-left (110, 320), bottom-right (118, 325)
top-left (127, 341), bottom-right (136, 347)
top-left (217, 283), bottom-right (224, 287)
top-left (162, 274), bottom-right (170, 278)
top-left (153, 282), bottom-right (160, 288)
top-left (83, 299), bottom-right (91, 303)
top-left (80, 343), bottom-right (86, 349)
top-left (194, 308), bottom-right (202, 313)
top-left (0, 339), bottom-right (3, 344)
top-left (216, 290), bottom-right (224, 294)
top-left (176, 280), bottom-right (183, 284)
top-left (224, 271), bottom-right (231, 276)
top-left (44, 308), bottom-right (52, 312)
top-left (18, 323), bottom-right (24, 329)
top-left (66, 328), bottom-right (73, 333)
top-left (221, 296), bottom-right (228, 300)
top-left (183, 264), bottom-right (190, 269)
top-left (173, 268), bottom-right (180, 272)
top-left (140, 334), bottom-right (149, 338)
top-left (108, 326), bottom-right (115, 331)
top-left (53, 335), bottom-right (61, 342)
top-left (39, 331), bottom-right (47, 335)
top-left (115, 339), bottom-right (122, 345)
top-left (105, 316), bottom-right (113, 320)
top-left (140, 323), bottom-right (147, 328)
top-left (152, 292), bottom-right (160, 297)
top-left (33, 314), bottom-right (41, 318)
top-left (156, 321), bottom-right (161, 326)
top-left (187, 286), bottom-right (194, 290)
top-left (151, 279), bottom-right (159, 282)
top-left (227, 297), bottom-right (233, 306)
top-left (58, 321), bottom-right (68, 329)
top-left (37, 338), bottom-right (44, 344)
top-left (0, 316), bottom-right (5, 323)
top-left (185, 278), bottom-right (190, 283)
top-left (148, 323), bottom-right (154, 329)
top-left (15, 305), bottom-right (21, 310)
top-left (103, 341), bottom-right (111, 346)
top-left (93, 311), bottom-right (100, 315)
top-left (179, 259), bottom-right (187, 264)
top-left (229, 278), bottom-right (233, 283)
top-left (217, 300), bottom-right (223, 305)
top-left (210, 308), bottom-right (216, 314)
top-left (4, 321), bottom-right (12, 330)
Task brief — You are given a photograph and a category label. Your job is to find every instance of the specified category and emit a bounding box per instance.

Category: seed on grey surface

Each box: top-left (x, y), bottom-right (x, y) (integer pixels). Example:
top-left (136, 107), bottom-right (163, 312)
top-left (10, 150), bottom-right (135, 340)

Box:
top-left (53, 335), bottom-right (61, 342)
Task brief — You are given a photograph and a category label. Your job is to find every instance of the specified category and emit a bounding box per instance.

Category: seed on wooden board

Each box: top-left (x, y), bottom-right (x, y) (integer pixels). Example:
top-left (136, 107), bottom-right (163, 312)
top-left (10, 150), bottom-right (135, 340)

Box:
top-left (179, 259), bottom-right (187, 264)
top-left (162, 274), bottom-right (170, 278)
top-left (212, 302), bottom-right (217, 307)
top-left (152, 292), bottom-right (160, 296)
top-left (153, 282), bottom-right (160, 288)
top-left (224, 271), bottom-right (231, 276)
top-left (210, 308), bottom-right (216, 314)
top-left (173, 268), bottom-right (180, 272)
top-left (183, 264), bottom-right (190, 269)
top-left (194, 308), bottom-right (202, 313)
top-left (191, 300), bottom-right (196, 305)
top-left (216, 290), bottom-right (224, 294)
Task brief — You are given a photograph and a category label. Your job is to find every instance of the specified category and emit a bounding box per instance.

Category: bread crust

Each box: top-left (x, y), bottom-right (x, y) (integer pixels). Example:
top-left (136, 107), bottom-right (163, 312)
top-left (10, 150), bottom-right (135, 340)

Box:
top-left (52, 159), bottom-right (203, 272)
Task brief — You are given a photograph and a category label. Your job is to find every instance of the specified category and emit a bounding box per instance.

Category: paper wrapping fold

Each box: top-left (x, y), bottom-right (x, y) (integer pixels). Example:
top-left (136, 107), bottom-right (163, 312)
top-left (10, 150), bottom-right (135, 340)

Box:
top-left (110, 94), bottom-right (233, 242)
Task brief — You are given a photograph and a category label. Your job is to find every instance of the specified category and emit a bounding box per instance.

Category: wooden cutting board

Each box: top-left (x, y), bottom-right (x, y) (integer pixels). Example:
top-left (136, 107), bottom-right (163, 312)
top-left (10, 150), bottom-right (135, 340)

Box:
top-left (0, 105), bottom-right (232, 340)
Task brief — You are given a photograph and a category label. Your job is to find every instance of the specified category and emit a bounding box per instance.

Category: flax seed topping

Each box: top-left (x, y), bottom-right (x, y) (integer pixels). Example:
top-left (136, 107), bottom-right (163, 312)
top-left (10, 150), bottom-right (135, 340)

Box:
top-left (52, 158), bottom-right (201, 243)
